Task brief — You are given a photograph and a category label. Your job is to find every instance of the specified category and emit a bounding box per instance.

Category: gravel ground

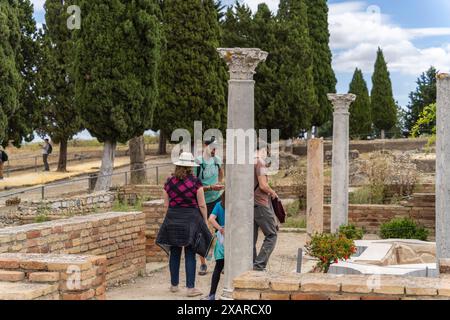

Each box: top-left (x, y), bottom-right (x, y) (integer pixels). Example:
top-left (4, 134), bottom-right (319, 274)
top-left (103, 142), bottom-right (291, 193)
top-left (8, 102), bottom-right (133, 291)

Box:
top-left (107, 232), bottom-right (307, 300)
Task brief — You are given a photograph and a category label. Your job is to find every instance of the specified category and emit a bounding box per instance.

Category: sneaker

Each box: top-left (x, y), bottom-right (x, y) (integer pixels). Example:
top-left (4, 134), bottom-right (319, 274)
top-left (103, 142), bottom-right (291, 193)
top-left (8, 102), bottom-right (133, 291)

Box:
top-left (201, 294), bottom-right (216, 301)
top-left (187, 288), bottom-right (203, 297)
top-left (198, 264), bottom-right (208, 276)
top-left (170, 285), bottom-right (179, 293)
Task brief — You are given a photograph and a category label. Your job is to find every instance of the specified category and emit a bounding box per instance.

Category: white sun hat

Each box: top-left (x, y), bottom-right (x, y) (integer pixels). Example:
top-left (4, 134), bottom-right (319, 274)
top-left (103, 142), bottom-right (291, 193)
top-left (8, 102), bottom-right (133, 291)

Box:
top-left (174, 152), bottom-right (199, 167)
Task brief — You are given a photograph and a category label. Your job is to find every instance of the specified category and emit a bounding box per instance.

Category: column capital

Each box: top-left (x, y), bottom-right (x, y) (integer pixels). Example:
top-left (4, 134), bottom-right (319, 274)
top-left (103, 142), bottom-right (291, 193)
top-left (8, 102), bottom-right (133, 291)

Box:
top-left (218, 48), bottom-right (268, 80)
top-left (328, 93), bottom-right (356, 113)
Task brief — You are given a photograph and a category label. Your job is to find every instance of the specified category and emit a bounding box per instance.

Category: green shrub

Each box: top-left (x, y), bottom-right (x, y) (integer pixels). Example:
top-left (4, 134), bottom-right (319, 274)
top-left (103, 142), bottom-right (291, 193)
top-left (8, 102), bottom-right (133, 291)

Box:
top-left (380, 218), bottom-right (429, 241)
top-left (349, 185), bottom-right (384, 204)
top-left (35, 214), bottom-right (50, 223)
top-left (285, 200), bottom-right (300, 217)
top-left (284, 217), bottom-right (306, 229)
top-left (305, 233), bottom-right (356, 273)
top-left (339, 224), bottom-right (364, 240)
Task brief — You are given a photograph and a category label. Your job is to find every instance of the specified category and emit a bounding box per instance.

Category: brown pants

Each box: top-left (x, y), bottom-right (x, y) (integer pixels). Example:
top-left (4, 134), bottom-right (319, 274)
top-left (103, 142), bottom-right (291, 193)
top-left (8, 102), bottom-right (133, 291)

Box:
top-left (0, 161), bottom-right (3, 178)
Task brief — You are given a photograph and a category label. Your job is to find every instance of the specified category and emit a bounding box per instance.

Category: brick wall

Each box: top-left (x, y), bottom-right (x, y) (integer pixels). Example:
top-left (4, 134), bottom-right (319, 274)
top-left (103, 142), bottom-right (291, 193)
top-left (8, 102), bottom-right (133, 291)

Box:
top-left (323, 193), bottom-right (435, 236)
top-left (0, 211), bottom-right (146, 286)
top-left (233, 268), bottom-right (450, 300)
top-left (292, 138), bottom-right (429, 156)
top-left (117, 185), bottom-right (164, 204)
top-left (0, 253), bottom-right (106, 300)
top-left (143, 200), bottom-right (167, 263)
top-left (15, 192), bottom-right (116, 225)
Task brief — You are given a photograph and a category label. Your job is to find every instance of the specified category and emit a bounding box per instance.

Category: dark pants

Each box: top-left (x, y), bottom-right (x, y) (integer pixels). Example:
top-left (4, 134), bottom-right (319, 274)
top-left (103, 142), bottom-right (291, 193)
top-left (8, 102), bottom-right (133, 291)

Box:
top-left (43, 154), bottom-right (50, 171)
top-left (170, 246), bottom-right (196, 289)
top-left (0, 161), bottom-right (3, 178)
top-left (209, 259), bottom-right (224, 296)
top-left (253, 204), bottom-right (278, 271)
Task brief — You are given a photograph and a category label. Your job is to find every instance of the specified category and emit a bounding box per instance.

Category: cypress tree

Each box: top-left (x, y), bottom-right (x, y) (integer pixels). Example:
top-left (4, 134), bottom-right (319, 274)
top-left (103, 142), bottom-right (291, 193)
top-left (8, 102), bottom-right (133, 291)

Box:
top-left (39, 0), bottom-right (83, 172)
top-left (348, 68), bottom-right (371, 139)
top-left (306, 0), bottom-right (337, 131)
top-left (0, 0), bottom-right (21, 147)
top-left (74, 0), bottom-right (161, 190)
top-left (405, 66), bottom-right (437, 134)
top-left (6, 0), bottom-right (41, 147)
top-left (371, 48), bottom-right (397, 139)
top-left (155, 0), bottom-right (226, 151)
top-left (274, 0), bottom-right (318, 139)
top-left (221, 1), bottom-right (254, 48)
top-left (252, 3), bottom-right (278, 132)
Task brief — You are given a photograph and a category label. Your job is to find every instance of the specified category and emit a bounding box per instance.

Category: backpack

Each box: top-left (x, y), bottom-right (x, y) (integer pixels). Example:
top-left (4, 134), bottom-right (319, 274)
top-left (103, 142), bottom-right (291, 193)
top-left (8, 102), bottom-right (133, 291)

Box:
top-left (196, 157), bottom-right (220, 180)
top-left (48, 144), bottom-right (53, 155)
top-left (1, 151), bottom-right (8, 162)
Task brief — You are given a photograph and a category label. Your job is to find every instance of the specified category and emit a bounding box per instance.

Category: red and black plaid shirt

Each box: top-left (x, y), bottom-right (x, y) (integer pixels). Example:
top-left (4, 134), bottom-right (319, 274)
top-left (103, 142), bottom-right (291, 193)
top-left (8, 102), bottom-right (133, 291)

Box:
top-left (164, 175), bottom-right (203, 208)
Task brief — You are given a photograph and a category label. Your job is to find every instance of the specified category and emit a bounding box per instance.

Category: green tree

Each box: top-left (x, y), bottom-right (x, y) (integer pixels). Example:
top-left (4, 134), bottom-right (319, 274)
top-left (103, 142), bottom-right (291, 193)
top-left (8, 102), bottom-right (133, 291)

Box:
top-left (405, 66), bottom-right (437, 134)
top-left (39, 0), bottom-right (83, 172)
top-left (371, 48), bottom-right (397, 139)
top-left (348, 68), bottom-right (371, 138)
top-left (0, 0), bottom-right (22, 147)
top-left (252, 4), bottom-right (278, 133)
top-left (221, 1), bottom-right (254, 48)
top-left (306, 0), bottom-right (337, 132)
top-left (6, 0), bottom-right (41, 147)
top-left (74, 0), bottom-right (161, 190)
top-left (273, 0), bottom-right (318, 138)
top-left (154, 0), bottom-right (226, 153)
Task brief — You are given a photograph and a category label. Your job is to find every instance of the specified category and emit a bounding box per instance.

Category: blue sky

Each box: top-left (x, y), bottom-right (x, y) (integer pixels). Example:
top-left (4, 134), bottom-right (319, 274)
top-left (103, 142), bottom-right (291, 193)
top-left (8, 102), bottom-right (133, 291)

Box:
top-left (31, 0), bottom-right (450, 139)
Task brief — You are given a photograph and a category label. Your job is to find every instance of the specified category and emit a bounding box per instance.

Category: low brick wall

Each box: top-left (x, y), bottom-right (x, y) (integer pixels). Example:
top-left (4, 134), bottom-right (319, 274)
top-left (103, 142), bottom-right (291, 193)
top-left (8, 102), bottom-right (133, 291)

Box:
top-left (292, 138), bottom-right (429, 156)
top-left (14, 192), bottom-right (116, 225)
top-left (0, 253), bottom-right (106, 300)
top-left (324, 193), bottom-right (435, 236)
top-left (233, 269), bottom-right (450, 300)
top-left (0, 211), bottom-right (146, 286)
top-left (143, 200), bottom-right (167, 263)
top-left (117, 185), bottom-right (164, 204)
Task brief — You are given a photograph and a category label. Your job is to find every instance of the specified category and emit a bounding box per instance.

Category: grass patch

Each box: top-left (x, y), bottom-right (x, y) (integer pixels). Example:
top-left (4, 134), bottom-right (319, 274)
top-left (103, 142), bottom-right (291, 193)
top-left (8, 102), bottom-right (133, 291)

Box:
top-left (284, 216), bottom-right (306, 229)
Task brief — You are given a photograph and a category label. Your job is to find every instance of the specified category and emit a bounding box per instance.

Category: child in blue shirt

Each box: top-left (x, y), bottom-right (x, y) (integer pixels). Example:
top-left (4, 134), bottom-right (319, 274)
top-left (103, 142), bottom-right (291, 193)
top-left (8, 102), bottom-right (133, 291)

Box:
top-left (202, 192), bottom-right (225, 300)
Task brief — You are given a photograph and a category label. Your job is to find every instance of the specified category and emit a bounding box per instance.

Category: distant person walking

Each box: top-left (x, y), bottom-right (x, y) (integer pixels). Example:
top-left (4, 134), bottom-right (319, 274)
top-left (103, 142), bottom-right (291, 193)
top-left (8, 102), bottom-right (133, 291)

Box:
top-left (0, 147), bottom-right (7, 180)
top-left (195, 136), bottom-right (224, 276)
top-left (253, 143), bottom-right (279, 272)
top-left (41, 139), bottom-right (52, 171)
top-left (156, 152), bottom-right (213, 297)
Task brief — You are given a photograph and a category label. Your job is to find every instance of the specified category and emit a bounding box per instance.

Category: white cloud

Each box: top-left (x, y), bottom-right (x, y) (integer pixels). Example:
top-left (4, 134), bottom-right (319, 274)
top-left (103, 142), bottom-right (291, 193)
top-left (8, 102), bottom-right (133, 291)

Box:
top-left (328, 1), bottom-right (450, 75)
top-left (239, 0), bottom-right (450, 76)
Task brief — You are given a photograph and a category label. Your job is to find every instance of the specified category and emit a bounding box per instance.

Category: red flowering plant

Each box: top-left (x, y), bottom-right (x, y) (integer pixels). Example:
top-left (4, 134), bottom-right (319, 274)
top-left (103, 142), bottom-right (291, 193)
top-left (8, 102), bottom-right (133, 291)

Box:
top-left (305, 233), bottom-right (357, 273)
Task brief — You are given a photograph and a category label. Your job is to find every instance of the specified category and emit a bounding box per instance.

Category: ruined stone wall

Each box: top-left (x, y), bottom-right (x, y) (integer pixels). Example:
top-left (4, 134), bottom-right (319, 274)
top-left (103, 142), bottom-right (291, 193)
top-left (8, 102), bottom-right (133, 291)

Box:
top-left (0, 253), bottom-right (106, 300)
top-left (292, 138), bottom-right (429, 156)
top-left (143, 200), bottom-right (167, 263)
top-left (12, 192), bottom-right (116, 225)
top-left (323, 193), bottom-right (435, 236)
top-left (233, 268), bottom-right (450, 300)
top-left (0, 211), bottom-right (146, 286)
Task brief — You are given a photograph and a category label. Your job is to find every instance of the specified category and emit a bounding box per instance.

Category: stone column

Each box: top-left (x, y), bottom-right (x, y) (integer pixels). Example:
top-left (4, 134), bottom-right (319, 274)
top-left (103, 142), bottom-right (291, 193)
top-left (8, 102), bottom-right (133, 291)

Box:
top-left (307, 138), bottom-right (324, 236)
top-left (218, 48), bottom-right (268, 299)
top-left (328, 94), bottom-right (356, 233)
top-left (436, 73), bottom-right (450, 263)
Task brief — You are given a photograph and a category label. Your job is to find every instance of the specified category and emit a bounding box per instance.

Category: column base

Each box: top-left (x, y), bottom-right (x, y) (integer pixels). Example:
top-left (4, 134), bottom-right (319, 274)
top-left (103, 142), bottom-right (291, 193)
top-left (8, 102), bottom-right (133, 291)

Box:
top-left (219, 288), bottom-right (234, 300)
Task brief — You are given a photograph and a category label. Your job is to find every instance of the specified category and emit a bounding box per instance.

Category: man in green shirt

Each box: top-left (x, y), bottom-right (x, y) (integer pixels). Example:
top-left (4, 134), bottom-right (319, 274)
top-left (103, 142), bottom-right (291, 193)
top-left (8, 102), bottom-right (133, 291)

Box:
top-left (195, 136), bottom-right (224, 275)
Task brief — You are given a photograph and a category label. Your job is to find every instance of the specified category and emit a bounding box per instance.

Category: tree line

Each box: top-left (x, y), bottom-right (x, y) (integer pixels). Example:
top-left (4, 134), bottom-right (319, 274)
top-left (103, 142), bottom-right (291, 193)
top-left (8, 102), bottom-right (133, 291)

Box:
top-left (1, 0), bottom-right (426, 190)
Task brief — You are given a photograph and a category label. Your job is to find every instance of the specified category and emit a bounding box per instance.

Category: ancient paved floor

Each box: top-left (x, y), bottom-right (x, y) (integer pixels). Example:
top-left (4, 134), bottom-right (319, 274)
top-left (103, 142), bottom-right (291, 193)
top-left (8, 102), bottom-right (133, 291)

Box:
top-left (107, 232), bottom-right (307, 300)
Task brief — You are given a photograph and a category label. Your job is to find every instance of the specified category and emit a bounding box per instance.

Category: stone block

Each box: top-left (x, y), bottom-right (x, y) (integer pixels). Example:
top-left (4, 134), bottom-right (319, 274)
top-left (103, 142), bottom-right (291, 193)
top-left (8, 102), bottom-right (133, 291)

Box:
top-left (29, 272), bottom-right (60, 283)
top-left (233, 290), bottom-right (262, 300)
top-left (0, 270), bottom-right (25, 282)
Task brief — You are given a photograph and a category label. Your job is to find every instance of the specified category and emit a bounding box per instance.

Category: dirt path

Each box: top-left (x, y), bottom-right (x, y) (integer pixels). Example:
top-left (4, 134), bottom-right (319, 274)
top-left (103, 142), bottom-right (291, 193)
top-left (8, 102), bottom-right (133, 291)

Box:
top-left (107, 232), bottom-right (307, 300)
